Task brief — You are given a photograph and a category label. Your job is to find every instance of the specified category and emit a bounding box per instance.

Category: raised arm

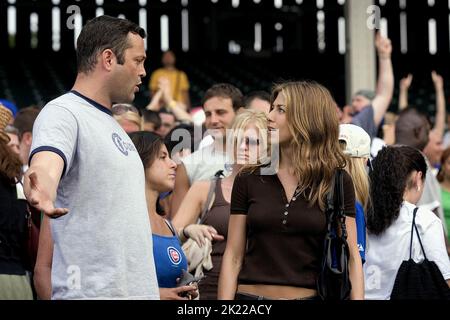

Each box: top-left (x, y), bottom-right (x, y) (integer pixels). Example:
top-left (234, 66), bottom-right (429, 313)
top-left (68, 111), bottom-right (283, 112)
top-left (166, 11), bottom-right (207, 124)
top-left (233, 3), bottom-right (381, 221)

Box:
top-left (399, 74), bottom-right (413, 111)
top-left (169, 163), bottom-right (191, 218)
top-left (217, 214), bottom-right (247, 300)
top-left (145, 89), bottom-right (164, 111)
top-left (24, 152), bottom-right (68, 218)
top-left (431, 71), bottom-right (446, 139)
top-left (160, 78), bottom-right (192, 122)
top-left (372, 33), bottom-right (394, 127)
top-left (33, 216), bottom-right (53, 299)
top-left (181, 90), bottom-right (191, 111)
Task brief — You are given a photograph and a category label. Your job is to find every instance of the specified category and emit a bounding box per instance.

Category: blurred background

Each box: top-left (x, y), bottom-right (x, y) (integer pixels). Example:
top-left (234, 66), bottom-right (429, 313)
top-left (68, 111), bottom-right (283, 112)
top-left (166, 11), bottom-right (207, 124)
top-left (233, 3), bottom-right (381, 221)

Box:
top-left (0, 0), bottom-right (449, 114)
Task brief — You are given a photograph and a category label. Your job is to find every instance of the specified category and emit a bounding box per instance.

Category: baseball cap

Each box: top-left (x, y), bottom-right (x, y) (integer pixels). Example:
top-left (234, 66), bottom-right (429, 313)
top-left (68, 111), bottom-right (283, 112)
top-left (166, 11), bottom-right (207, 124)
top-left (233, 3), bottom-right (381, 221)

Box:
top-left (339, 124), bottom-right (371, 158)
top-left (353, 90), bottom-right (376, 101)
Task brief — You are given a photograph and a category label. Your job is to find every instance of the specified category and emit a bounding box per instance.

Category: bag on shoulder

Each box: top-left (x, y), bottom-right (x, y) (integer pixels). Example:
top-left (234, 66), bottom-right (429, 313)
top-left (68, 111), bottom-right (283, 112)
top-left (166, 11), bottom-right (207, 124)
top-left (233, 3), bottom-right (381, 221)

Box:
top-left (390, 207), bottom-right (450, 300)
top-left (20, 200), bottom-right (41, 272)
top-left (317, 169), bottom-right (352, 300)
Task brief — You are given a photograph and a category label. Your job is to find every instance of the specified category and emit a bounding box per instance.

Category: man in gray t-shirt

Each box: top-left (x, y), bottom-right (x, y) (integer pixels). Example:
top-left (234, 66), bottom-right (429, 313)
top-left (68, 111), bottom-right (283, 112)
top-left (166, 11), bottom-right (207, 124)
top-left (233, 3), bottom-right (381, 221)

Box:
top-left (24, 16), bottom-right (159, 299)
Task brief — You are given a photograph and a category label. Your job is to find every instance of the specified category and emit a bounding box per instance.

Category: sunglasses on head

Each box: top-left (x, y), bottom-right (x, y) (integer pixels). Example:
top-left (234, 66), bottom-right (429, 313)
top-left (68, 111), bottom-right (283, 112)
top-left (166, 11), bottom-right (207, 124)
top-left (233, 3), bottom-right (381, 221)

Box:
top-left (112, 104), bottom-right (141, 116)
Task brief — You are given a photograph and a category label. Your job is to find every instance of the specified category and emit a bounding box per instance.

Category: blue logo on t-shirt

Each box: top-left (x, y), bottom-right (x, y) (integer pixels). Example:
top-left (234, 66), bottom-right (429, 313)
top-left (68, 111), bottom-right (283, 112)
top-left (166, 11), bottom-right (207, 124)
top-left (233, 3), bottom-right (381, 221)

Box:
top-left (112, 133), bottom-right (136, 156)
top-left (167, 246), bottom-right (182, 265)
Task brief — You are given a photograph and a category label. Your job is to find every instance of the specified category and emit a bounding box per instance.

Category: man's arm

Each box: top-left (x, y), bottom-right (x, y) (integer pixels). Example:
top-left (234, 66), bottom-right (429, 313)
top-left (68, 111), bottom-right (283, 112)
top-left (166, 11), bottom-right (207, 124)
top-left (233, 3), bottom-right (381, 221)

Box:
top-left (372, 33), bottom-right (394, 127)
top-left (33, 216), bottom-right (53, 299)
top-left (399, 74), bottom-right (413, 111)
top-left (145, 89), bottom-right (164, 111)
top-left (431, 71), bottom-right (446, 139)
top-left (181, 90), bottom-right (191, 111)
top-left (160, 78), bottom-right (192, 122)
top-left (169, 163), bottom-right (191, 218)
top-left (24, 151), bottom-right (68, 218)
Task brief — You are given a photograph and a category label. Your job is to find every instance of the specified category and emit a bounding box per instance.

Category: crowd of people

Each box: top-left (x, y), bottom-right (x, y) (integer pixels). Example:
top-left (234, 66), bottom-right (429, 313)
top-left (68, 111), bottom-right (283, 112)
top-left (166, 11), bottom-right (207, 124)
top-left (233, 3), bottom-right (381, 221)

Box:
top-left (0, 15), bottom-right (449, 300)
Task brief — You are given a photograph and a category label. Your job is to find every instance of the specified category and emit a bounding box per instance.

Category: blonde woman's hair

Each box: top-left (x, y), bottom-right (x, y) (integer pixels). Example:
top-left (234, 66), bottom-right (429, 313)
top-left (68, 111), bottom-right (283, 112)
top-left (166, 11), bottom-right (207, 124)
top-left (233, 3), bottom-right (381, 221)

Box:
top-left (114, 111), bottom-right (143, 130)
top-left (271, 81), bottom-right (347, 210)
top-left (341, 148), bottom-right (370, 211)
top-left (230, 109), bottom-right (269, 165)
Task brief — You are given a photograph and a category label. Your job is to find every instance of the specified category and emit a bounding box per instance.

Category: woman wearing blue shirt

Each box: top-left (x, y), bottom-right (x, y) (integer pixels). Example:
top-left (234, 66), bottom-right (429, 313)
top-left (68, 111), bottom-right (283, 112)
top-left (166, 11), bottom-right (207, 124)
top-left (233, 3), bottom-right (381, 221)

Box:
top-left (130, 131), bottom-right (197, 299)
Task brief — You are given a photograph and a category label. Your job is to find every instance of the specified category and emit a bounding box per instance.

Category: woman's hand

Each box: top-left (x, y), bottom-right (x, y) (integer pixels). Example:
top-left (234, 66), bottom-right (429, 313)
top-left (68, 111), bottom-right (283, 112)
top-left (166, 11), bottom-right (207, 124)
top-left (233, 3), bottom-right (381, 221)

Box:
top-left (159, 285), bottom-right (198, 300)
top-left (183, 224), bottom-right (225, 247)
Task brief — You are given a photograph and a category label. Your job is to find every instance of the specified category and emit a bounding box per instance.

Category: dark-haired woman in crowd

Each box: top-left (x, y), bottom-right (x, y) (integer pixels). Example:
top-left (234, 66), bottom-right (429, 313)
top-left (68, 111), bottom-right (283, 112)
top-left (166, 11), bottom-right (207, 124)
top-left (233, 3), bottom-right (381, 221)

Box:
top-left (365, 145), bottom-right (450, 300)
top-left (129, 131), bottom-right (197, 299)
top-left (218, 81), bottom-right (364, 300)
top-left (0, 104), bottom-right (33, 299)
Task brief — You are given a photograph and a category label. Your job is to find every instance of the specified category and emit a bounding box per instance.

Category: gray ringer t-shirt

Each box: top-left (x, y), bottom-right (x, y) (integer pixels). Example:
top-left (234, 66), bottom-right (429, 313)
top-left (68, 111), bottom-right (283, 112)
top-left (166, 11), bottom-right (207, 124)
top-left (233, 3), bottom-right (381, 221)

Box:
top-left (351, 104), bottom-right (377, 140)
top-left (30, 91), bottom-right (159, 300)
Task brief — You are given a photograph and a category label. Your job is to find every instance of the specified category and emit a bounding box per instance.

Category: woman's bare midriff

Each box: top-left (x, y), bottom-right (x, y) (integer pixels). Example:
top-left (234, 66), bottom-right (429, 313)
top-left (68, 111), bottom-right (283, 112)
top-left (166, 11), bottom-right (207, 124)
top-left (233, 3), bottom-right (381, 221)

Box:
top-left (237, 284), bottom-right (317, 300)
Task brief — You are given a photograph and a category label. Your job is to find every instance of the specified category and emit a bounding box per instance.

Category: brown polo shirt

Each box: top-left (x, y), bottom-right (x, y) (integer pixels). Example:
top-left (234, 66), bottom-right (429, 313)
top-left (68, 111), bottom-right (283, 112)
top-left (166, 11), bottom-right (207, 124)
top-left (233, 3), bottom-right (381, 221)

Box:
top-left (230, 170), bottom-right (356, 289)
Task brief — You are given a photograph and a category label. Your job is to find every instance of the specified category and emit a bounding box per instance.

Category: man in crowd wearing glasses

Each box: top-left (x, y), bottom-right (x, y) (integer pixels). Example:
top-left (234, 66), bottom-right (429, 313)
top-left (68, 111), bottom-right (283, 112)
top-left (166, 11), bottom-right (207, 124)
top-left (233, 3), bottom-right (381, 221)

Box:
top-left (24, 16), bottom-right (160, 300)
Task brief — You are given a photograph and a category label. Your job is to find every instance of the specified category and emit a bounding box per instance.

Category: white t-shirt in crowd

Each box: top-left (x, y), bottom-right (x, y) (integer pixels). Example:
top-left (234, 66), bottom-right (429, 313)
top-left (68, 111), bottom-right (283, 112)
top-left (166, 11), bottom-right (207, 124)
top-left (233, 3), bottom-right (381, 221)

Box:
top-left (364, 201), bottom-right (450, 300)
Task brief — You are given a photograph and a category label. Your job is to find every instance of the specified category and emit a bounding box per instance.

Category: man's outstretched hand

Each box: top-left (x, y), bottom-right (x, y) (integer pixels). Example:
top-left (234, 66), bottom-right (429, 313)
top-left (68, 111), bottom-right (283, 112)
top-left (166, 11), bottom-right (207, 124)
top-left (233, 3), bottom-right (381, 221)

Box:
top-left (24, 171), bottom-right (69, 219)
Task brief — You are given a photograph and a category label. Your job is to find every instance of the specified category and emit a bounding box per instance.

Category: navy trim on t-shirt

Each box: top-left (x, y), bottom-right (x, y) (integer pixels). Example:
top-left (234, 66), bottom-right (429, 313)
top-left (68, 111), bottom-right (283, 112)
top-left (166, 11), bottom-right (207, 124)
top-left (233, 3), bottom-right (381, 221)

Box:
top-left (29, 146), bottom-right (68, 177)
top-left (70, 90), bottom-right (113, 116)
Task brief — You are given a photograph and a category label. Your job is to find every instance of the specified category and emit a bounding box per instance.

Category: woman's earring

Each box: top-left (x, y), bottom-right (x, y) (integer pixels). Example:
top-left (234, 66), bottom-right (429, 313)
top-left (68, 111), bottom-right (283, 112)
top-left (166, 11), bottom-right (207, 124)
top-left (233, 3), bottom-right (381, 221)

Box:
top-left (417, 185), bottom-right (421, 192)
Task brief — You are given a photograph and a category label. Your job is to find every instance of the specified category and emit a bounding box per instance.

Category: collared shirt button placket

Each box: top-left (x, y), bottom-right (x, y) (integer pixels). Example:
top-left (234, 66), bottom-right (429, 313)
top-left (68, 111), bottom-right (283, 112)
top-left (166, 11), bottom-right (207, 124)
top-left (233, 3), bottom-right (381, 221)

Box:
top-left (282, 206), bottom-right (288, 224)
top-left (282, 186), bottom-right (300, 227)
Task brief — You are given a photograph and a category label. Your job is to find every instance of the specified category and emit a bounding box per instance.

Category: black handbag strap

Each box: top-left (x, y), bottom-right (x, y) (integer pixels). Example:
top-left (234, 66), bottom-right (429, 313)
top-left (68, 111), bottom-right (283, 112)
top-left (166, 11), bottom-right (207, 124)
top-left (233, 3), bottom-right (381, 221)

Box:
top-left (199, 170), bottom-right (224, 224)
top-left (409, 207), bottom-right (427, 260)
top-left (326, 174), bottom-right (335, 212)
top-left (325, 169), bottom-right (347, 239)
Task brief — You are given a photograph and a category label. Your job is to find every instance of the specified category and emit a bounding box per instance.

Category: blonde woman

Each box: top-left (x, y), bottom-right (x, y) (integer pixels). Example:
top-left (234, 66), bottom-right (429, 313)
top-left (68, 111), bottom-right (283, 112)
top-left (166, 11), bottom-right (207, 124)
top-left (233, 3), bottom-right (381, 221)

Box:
top-left (218, 81), bottom-right (364, 300)
top-left (339, 124), bottom-right (371, 263)
top-left (172, 109), bottom-right (269, 300)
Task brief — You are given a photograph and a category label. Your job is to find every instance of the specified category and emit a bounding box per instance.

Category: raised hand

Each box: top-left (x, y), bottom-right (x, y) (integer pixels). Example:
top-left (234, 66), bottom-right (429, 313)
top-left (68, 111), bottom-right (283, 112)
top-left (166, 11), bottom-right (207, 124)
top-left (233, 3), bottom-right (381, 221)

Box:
top-left (24, 171), bottom-right (69, 218)
top-left (400, 74), bottom-right (413, 90)
top-left (375, 33), bottom-right (392, 59)
top-left (158, 77), bottom-right (173, 104)
top-left (431, 71), bottom-right (444, 90)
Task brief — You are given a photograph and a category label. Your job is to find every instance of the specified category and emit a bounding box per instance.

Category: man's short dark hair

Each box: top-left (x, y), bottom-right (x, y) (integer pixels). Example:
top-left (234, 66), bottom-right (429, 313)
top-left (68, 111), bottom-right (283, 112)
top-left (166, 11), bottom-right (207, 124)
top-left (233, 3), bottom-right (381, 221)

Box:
top-left (76, 15), bottom-right (146, 74)
top-left (244, 91), bottom-right (270, 108)
top-left (201, 83), bottom-right (243, 112)
top-left (13, 106), bottom-right (41, 139)
top-left (142, 110), bottom-right (161, 130)
top-left (159, 108), bottom-right (176, 119)
top-left (395, 107), bottom-right (430, 151)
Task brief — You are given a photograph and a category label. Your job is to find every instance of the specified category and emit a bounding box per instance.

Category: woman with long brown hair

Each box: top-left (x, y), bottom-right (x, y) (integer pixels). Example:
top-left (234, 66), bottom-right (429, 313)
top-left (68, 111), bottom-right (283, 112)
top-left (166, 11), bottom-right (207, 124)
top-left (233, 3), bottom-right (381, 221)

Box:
top-left (218, 81), bottom-right (364, 300)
